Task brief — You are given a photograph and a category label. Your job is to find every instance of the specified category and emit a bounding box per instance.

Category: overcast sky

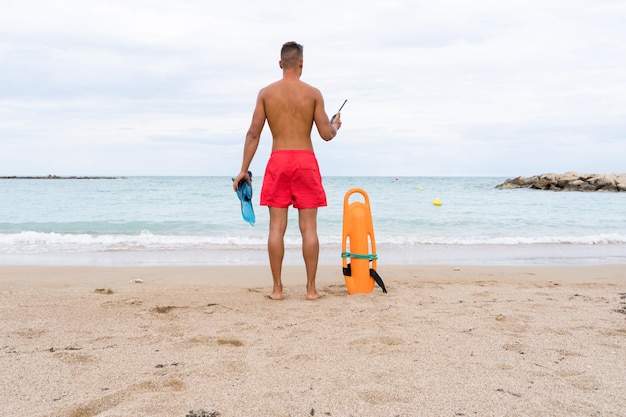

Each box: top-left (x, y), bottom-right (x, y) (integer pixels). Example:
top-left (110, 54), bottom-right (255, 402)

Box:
top-left (2, 0), bottom-right (625, 177)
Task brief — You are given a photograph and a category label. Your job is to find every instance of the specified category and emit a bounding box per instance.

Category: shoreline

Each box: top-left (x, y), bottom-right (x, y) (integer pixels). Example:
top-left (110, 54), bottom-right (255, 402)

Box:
top-left (2, 242), bottom-right (626, 267)
top-left (2, 264), bottom-right (625, 416)
top-left (2, 264), bottom-right (626, 286)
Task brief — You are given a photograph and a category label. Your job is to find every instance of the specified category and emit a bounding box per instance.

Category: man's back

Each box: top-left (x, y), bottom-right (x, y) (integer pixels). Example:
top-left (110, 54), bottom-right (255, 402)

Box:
top-left (261, 78), bottom-right (320, 151)
top-left (233, 41), bottom-right (342, 301)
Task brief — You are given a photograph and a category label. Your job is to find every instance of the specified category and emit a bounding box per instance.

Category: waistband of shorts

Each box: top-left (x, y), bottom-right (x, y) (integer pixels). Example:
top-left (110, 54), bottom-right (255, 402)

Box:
top-left (271, 150), bottom-right (315, 156)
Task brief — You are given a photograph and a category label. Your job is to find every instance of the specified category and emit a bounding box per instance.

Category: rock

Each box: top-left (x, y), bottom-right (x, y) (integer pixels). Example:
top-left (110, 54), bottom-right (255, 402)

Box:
top-left (556, 172), bottom-right (580, 188)
top-left (589, 174), bottom-right (618, 191)
top-left (496, 172), bottom-right (626, 192)
top-left (494, 176), bottom-right (527, 189)
top-left (0, 176), bottom-right (121, 180)
top-left (531, 176), bottom-right (554, 190)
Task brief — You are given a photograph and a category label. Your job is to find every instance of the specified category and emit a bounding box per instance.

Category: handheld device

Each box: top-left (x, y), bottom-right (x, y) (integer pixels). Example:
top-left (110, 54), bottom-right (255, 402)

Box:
top-left (330, 99), bottom-right (347, 123)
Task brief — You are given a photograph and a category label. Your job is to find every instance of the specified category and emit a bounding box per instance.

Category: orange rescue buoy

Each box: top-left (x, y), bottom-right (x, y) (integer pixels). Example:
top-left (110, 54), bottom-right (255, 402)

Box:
top-left (341, 188), bottom-right (387, 294)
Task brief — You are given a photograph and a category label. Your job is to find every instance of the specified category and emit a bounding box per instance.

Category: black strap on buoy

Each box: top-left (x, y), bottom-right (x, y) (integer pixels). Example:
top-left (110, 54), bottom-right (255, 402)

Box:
top-left (342, 263), bottom-right (388, 293)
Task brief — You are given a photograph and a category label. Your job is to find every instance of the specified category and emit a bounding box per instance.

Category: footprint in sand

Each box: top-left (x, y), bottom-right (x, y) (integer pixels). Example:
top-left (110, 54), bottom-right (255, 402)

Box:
top-left (14, 328), bottom-right (47, 339)
top-left (60, 378), bottom-right (187, 417)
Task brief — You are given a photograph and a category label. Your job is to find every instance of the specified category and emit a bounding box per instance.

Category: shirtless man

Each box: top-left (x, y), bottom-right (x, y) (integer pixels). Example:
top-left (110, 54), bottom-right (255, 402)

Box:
top-left (233, 41), bottom-right (342, 300)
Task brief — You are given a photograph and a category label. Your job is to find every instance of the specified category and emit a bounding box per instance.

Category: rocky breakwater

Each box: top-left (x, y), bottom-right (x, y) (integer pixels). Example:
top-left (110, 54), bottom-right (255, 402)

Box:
top-left (496, 172), bottom-right (626, 192)
top-left (1, 175), bottom-right (122, 179)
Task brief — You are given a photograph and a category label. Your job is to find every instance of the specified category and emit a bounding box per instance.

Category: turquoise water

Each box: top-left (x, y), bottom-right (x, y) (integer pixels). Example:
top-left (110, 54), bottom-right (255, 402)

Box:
top-left (1, 176), bottom-right (625, 266)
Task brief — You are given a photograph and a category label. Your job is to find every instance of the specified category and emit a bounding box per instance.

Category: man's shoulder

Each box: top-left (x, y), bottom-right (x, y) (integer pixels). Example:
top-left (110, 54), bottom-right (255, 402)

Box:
top-left (261, 79), bottom-right (321, 97)
top-left (259, 80), bottom-right (285, 96)
top-left (260, 80), bottom-right (280, 93)
top-left (299, 79), bottom-right (321, 92)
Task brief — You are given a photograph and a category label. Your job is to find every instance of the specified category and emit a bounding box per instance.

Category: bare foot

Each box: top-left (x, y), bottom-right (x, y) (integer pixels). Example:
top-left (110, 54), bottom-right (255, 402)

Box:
top-left (306, 292), bottom-right (324, 301)
top-left (266, 292), bottom-right (284, 301)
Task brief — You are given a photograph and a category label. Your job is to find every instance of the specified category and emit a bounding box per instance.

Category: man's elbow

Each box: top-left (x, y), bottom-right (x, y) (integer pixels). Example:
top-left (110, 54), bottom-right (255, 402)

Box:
top-left (321, 128), bottom-right (337, 141)
top-left (246, 130), bottom-right (261, 142)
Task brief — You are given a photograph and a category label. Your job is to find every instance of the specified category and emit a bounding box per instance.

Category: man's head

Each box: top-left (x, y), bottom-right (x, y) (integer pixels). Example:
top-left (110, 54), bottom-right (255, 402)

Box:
top-left (280, 41), bottom-right (303, 70)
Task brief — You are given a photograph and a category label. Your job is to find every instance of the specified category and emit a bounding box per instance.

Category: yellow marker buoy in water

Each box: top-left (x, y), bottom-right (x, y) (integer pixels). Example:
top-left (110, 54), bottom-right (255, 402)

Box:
top-left (433, 198), bottom-right (442, 206)
top-left (419, 187), bottom-right (424, 191)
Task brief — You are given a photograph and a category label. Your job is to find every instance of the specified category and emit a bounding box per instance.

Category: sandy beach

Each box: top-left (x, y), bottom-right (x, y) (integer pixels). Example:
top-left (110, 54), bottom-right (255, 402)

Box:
top-left (1, 264), bottom-right (625, 416)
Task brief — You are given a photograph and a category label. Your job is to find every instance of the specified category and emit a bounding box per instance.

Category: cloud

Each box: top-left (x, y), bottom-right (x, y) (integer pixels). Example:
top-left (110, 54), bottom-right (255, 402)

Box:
top-left (1, 0), bottom-right (625, 176)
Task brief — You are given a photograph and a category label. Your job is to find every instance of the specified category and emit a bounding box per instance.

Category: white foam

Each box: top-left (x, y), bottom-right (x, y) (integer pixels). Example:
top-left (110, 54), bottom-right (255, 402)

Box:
top-left (2, 231), bottom-right (625, 256)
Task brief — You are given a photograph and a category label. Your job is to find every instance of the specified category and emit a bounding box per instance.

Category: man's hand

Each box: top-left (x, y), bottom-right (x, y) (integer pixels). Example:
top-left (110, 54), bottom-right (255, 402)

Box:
top-left (233, 171), bottom-right (251, 191)
top-left (331, 111), bottom-right (342, 130)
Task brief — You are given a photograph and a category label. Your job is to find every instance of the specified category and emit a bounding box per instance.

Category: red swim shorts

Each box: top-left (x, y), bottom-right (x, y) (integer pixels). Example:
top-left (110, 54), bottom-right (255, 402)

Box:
top-left (260, 150), bottom-right (327, 209)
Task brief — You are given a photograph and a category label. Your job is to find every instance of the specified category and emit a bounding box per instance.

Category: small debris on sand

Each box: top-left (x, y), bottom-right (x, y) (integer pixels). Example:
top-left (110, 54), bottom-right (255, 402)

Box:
top-left (186, 410), bottom-right (220, 417)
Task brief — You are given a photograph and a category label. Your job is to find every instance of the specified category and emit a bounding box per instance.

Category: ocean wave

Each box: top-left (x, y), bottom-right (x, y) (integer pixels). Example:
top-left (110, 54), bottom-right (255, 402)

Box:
top-left (0, 231), bottom-right (266, 253)
top-left (375, 233), bottom-right (626, 246)
top-left (1, 231), bottom-right (625, 254)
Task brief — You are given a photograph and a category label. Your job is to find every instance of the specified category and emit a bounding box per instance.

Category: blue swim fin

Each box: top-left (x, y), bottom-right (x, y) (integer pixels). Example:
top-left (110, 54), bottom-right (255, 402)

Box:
top-left (233, 171), bottom-right (255, 226)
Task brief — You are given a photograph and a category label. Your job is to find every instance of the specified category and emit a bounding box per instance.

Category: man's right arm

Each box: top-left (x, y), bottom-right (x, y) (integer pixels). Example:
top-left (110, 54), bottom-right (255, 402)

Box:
top-left (313, 90), bottom-right (341, 141)
top-left (233, 91), bottom-right (266, 190)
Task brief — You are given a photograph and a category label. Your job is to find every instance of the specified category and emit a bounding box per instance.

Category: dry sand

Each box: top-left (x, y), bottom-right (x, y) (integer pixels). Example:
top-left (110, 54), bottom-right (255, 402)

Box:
top-left (1, 265), bottom-right (625, 417)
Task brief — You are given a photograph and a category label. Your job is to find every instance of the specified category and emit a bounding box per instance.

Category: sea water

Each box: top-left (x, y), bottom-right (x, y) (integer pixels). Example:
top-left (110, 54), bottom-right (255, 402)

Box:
top-left (1, 176), bottom-right (625, 266)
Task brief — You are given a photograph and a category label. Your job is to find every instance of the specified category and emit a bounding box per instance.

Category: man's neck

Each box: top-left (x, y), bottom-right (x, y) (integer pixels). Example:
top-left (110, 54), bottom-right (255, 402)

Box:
top-left (282, 68), bottom-right (301, 80)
